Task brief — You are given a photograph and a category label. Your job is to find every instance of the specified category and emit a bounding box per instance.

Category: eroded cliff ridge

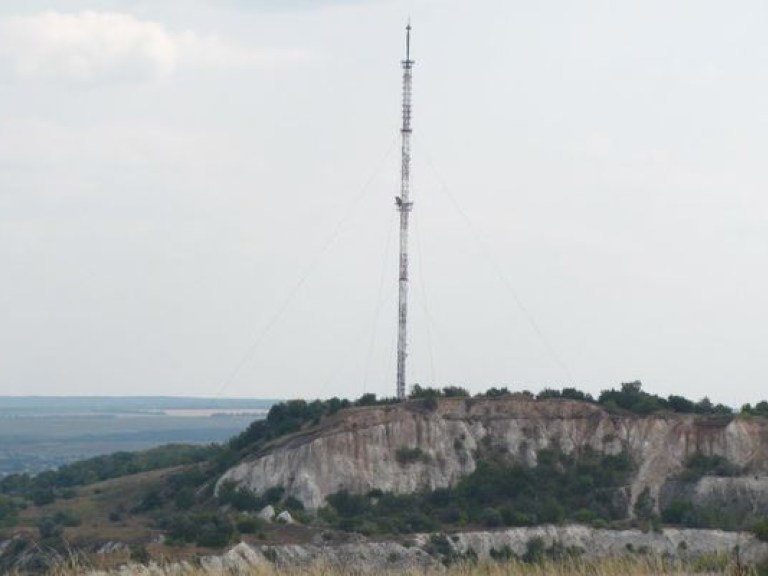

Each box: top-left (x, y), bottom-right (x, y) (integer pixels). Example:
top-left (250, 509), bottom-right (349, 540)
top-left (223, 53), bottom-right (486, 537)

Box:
top-left (218, 396), bottom-right (768, 513)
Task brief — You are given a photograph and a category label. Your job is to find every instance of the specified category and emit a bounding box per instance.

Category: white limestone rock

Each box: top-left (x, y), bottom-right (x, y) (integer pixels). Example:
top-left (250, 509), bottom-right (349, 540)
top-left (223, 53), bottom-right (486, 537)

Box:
top-left (258, 505), bottom-right (275, 522)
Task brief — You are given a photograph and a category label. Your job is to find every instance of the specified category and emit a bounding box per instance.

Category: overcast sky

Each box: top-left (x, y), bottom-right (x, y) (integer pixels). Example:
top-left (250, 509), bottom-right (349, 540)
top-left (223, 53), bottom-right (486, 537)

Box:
top-left (1, 0), bottom-right (767, 406)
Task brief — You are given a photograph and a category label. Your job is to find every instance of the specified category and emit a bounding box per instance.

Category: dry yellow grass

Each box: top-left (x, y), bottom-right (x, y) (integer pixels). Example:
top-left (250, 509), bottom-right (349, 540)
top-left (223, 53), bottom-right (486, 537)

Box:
top-left (32, 555), bottom-right (760, 576)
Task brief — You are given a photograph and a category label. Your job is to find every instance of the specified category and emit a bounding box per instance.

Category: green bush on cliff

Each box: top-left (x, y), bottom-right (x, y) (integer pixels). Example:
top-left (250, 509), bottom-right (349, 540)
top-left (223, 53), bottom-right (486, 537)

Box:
top-left (660, 499), bottom-right (744, 531)
top-left (661, 500), bottom-right (696, 525)
top-left (217, 480), bottom-right (263, 511)
top-left (228, 393), bottom-right (404, 455)
top-left (741, 401), bottom-right (768, 418)
top-left (597, 382), bottom-right (732, 416)
top-left (395, 446), bottom-right (428, 465)
top-left (524, 381), bottom-right (732, 418)
top-left (537, 388), bottom-right (594, 402)
top-left (678, 452), bottom-right (742, 482)
top-left (752, 518), bottom-right (768, 542)
top-left (753, 519), bottom-right (768, 542)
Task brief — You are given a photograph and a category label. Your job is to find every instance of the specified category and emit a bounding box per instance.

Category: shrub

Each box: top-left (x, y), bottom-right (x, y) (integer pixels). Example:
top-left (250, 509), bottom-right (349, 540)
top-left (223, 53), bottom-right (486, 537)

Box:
top-left (291, 509), bottom-right (313, 524)
top-left (174, 486), bottom-right (195, 510)
top-left (743, 401), bottom-right (768, 418)
top-left (236, 515), bottom-right (265, 534)
top-left (426, 533), bottom-right (452, 557)
top-left (132, 489), bottom-right (163, 513)
top-left (196, 516), bottom-right (235, 548)
top-left (0, 495), bottom-right (19, 527)
top-left (395, 446), bottom-right (427, 465)
top-left (754, 519), bottom-right (768, 542)
top-left (661, 500), bottom-right (695, 525)
top-left (409, 385), bottom-right (441, 399)
top-left (572, 508), bottom-right (597, 524)
top-left (263, 486), bottom-right (285, 505)
top-left (539, 497), bottom-right (565, 523)
top-left (438, 505), bottom-right (464, 524)
top-left (262, 548), bottom-right (278, 563)
top-left (130, 545), bottom-right (150, 565)
top-left (31, 488), bottom-right (55, 506)
top-left (396, 511), bottom-right (438, 533)
top-left (679, 453), bottom-right (741, 482)
top-left (598, 381), bottom-right (665, 414)
top-left (501, 507), bottom-right (532, 526)
top-left (230, 488), bottom-right (262, 511)
top-left (317, 505), bottom-right (339, 524)
top-left (284, 496), bottom-right (305, 511)
top-left (163, 512), bottom-right (235, 548)
top-left (523, 537), bottom-right (546, 563)
top-left (53, 510), bottom-right (81, 527)
top-left (442, 386), bottom-right (469, 398)
top-left (355, 393), bottom-right (378, 406)
top-left (490, 545), bottom-right (516, 561)
top-left (481, 507), bottom-right (502, 527)
top-left (633, 488), bottom-right (655, 521)
top-left (326, 490), bottom-right (370, 517)
top-left (38, 517), bottom-right (63, 539)
top-left (668, 395), bottom-right (696, 413)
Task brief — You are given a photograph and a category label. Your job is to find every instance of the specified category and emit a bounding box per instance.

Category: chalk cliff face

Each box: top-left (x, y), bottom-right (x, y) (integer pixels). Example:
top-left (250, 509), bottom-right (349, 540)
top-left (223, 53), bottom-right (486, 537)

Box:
top-left (217, 397), bottom-right (768, 511)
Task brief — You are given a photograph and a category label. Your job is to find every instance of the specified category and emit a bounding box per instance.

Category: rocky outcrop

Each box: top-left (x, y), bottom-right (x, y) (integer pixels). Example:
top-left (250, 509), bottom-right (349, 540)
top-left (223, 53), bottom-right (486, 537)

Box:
top-left (83, 527), bottom-right (768, 574)
top-left (443, 525), bottom-right (768, 563)
top-left (218, 397), bottom-right (768, 512)
top-left (661, 476), bottom-right (768, 518)
top-left (238, 526), bottom-right (745, 571)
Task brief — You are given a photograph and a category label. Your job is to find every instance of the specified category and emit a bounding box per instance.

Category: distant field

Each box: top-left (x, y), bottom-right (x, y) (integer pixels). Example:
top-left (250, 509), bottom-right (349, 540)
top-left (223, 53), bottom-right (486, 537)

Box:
top-left (0, 396), bottom-right (276, 476)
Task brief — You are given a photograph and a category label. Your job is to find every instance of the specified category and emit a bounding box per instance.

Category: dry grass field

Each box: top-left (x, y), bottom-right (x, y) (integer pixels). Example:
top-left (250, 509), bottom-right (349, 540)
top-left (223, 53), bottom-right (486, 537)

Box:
top-left (30, 554), bottom-right (762, 576)
top-left (14, 467), bottom-right (177, 543)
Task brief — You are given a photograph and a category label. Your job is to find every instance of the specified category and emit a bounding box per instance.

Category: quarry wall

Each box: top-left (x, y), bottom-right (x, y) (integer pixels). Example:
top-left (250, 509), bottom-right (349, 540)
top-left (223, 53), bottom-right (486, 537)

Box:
top-left (218, 397), bottom-right (768, 513)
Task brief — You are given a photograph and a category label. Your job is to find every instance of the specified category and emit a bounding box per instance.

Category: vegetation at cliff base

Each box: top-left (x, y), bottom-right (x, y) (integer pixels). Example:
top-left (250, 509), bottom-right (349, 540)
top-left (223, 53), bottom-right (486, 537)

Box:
top-left (753, 519), bottom-right (768, 542)
top-left (320, 445), bottom-right (634, 535)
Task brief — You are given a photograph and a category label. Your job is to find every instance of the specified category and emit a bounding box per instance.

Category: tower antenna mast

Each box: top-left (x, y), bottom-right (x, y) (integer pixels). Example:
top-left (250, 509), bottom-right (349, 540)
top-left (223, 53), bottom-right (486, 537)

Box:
top-left (396, 23), bottom-right (414, 400)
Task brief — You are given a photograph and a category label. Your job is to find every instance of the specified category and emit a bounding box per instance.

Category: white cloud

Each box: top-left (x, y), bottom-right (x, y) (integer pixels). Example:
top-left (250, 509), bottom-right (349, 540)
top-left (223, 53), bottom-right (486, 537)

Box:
top-left (0, 11), bottom-right (311, 82)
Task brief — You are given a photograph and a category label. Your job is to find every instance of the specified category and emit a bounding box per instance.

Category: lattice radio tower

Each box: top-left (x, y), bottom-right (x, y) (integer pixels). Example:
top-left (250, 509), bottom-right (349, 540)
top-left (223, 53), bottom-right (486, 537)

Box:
top-left (396, 24), bottom-right (414, 400)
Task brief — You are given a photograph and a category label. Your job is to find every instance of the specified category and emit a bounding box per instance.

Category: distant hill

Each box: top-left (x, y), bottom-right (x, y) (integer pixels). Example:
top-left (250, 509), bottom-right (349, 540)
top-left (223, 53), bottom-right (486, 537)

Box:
top-left (0, 396), bottom-right (277, 416)
top-left (0, 396), bottom-right (276, 476)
